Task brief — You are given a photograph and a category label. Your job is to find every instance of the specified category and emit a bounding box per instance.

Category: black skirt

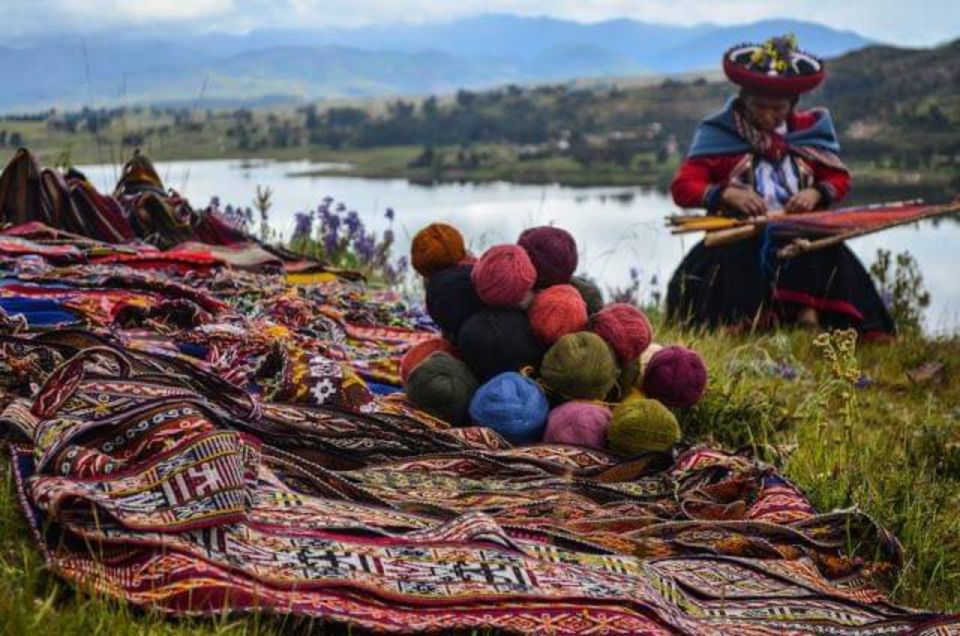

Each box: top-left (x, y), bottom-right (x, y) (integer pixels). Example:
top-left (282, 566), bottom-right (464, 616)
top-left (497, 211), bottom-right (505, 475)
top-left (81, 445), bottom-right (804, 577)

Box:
top-left (666, 237), bottom-right (895, 336)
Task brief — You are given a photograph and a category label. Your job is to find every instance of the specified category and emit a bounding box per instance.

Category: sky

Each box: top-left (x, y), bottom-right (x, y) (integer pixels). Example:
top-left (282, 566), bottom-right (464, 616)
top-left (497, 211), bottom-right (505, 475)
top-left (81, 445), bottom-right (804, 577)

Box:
top-left (5, 0), bottom-right (959, 47)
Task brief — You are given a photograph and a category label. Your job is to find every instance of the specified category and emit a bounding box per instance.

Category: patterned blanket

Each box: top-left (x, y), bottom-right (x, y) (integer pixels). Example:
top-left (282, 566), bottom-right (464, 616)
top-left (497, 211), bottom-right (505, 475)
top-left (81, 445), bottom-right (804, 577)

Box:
top-left (0, 194), bottom-right (957, 633)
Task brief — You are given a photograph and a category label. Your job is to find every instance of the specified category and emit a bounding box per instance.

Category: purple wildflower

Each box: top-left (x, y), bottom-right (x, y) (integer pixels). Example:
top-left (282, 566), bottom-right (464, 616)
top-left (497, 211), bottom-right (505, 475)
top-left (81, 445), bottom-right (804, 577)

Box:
top-left (293, 211), bottom-right (313, 240)
top-left (385, 207), bottom-right (395, 221)
top-left (344, 211), bottom-right (362, 236)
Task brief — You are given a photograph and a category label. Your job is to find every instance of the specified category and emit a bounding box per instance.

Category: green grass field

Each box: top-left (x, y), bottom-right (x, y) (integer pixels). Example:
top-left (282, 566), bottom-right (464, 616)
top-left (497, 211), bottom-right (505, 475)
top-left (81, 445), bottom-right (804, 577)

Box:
top-left (2, 324), bottom-right (958, 633)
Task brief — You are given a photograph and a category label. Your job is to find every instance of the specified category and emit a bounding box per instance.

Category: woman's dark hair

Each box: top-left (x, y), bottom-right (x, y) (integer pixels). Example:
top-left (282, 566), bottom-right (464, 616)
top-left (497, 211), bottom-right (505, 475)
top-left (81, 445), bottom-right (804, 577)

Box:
top-left (739, 89), bottom-right (799, 109)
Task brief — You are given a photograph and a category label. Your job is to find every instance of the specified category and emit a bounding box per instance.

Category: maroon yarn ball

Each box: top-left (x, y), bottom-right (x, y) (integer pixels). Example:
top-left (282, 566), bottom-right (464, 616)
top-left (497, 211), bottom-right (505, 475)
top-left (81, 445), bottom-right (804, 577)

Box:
top-left (518, 226), bottom-right (579, 288)
top-left (590, 303), bottom-right (653, 363)
top-left (641, 345), bottom-right (708, 408)
top-left (471, 244), bottom-right (537, 307)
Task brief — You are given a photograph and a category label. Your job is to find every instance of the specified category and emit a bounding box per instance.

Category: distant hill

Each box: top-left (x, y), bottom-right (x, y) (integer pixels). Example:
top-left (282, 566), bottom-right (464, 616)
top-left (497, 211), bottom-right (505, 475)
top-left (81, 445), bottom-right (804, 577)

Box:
top-left (0, 14), bottom-right (873, 112)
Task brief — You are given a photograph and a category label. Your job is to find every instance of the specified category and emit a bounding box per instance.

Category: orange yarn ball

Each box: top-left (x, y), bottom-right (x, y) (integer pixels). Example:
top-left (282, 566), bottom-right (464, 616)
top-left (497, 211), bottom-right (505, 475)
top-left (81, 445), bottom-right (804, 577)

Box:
top-left (411, 223), bottom-right (467, 276)
top-left (400, 337), bottom-right (459, 385)
top-left (527, 284), bottom-right (588, 345)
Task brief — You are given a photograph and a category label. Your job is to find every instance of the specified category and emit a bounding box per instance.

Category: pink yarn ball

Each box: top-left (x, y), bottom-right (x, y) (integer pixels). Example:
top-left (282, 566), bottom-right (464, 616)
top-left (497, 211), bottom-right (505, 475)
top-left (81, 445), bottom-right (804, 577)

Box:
top-left (641, 345), bottom-right (708, 408)
top-left (543, 401), bottom-right (612, 448)
top-left (590, 303), bottom-right (654, 363)
top-left (471, 244), bottom-right (537, 307)
top-left (527, 284), bottom-right (588, 345)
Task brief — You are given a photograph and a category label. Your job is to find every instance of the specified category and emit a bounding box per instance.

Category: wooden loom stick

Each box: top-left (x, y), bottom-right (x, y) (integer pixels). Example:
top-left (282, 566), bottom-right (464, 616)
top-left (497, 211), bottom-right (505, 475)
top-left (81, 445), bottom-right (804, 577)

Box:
top-left (777, 200), bottom-right (960, 260)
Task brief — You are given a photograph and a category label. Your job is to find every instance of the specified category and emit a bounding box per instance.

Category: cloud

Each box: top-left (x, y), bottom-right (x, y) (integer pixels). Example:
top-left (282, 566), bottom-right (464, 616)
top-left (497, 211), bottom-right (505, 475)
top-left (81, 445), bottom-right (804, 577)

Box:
top-left (4, 0), bottom-right (959, 46)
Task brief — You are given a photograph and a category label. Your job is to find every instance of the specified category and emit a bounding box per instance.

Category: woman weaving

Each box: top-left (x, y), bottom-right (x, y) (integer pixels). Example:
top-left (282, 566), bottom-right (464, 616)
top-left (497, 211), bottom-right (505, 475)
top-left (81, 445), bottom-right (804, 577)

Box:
top-left (666, 36), bottom-right (894, 337)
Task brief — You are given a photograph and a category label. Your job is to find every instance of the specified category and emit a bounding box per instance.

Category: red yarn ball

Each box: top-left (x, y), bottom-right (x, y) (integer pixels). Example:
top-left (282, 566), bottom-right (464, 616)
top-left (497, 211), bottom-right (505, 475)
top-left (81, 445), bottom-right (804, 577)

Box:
top-left (527, 284), bottom-right (588, 345)
top-left (641, 345), bottom-right (707, 408)
top-left (471, 244), bottom-right (537, 307)
top-left (518, 226), bottom-right (578, 288)
top-left (400, 338), bottom-right (459, 385)
top-left (590, 303), bottom-right (653, 363)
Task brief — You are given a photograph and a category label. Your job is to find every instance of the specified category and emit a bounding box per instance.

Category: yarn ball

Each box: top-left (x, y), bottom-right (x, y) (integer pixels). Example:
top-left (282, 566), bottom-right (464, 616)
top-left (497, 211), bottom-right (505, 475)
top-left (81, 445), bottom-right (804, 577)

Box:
top-left (607, 398), bottom-right (681, 455)
top-left (411, 223), bottom-right (467, 276)
top-left (540, 332), bottom-right (618, 400)
top-left (639, 343), bottom-right (665, 374)
top-left (641, 345), bottom-right (708, 408)
top-left (469, 372), bottom-right (549, 444)
top-left (425, 265), bottom-right (485, 335)
top-left (471, 244), bottom-right (537, 307)
top-left (607, 359), bottom-right (641, 402)
top-left (457, 308), bottom-right (543, 381)
top-left (569, 276), bottom-right (604, 316)
top-left (406, 352), bottom-right (479, 425)
top-left (527, 284), bottom-right (588, 345)
top-left (591, 303), bottom-right (653, 363)
top-left (400, 338), bottom-right (459, 385)
top-left (518, 226), bottom-right (578, 288)
top-left (543, 402), bottom-right (612, 448)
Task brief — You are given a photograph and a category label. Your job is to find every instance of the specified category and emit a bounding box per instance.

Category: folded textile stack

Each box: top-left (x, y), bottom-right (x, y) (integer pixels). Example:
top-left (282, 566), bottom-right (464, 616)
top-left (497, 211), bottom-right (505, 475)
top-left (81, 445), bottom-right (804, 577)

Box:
top-left (0, 152), bottom-right (956, 634)
top-left (403, 222), bottom-right (709, 456)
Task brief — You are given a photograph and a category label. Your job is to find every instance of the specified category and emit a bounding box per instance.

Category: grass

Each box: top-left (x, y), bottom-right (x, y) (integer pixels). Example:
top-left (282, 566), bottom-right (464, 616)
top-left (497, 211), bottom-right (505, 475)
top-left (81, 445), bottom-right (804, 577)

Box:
top-left (1, 325), bottom-right (959, 631)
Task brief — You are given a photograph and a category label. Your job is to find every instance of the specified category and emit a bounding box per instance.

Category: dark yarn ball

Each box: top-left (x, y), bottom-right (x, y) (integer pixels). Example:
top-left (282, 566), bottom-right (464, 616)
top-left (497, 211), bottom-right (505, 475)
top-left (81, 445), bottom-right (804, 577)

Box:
top-left (405, 352), bottom-right (479, 425)
top-left (606, 359), bottom-right (641, 402)
top-left (425, 264), bottom-right (485, 335)
top-left (569, 275), bottom-right (604, 316)
top-left (457, 308), bottom-right (543, 381)
top-left (518, 226), bottom-right (579, 288)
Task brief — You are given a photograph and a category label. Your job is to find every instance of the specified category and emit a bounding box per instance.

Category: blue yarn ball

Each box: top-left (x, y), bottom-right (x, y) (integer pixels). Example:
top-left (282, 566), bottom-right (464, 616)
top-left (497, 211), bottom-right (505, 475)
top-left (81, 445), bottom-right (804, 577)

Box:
top-left (468, 372), bottom-right (549, 444)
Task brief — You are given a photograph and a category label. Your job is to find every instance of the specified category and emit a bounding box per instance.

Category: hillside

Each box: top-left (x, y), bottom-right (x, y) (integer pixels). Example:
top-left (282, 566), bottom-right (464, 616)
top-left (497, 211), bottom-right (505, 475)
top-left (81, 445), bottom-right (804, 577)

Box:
top-left (1, 38), bottom-right (956, 197)
top-left (0, 15), bottom-right (871, 112)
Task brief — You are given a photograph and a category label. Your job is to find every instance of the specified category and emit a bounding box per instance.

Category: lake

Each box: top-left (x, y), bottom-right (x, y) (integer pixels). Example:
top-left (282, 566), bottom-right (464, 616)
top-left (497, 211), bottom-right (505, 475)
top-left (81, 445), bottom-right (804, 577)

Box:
top-left (78, 158), bottom-right (960, 333)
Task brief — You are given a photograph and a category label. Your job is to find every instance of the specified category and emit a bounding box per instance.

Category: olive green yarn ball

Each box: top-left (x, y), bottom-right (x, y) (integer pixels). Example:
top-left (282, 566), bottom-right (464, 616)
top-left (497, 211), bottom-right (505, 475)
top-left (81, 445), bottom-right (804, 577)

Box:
top-left (540, 331), bottom-right (618, 400)
top-left (406, 352), bottom-right (479, 425)
top-left (606, 398), bottom-right (681, 455)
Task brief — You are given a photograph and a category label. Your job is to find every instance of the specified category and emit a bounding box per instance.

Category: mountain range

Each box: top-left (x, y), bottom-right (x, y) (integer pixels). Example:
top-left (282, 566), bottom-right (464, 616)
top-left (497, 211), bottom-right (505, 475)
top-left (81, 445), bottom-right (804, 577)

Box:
top-left (0, 14), bottom-right (873, 112)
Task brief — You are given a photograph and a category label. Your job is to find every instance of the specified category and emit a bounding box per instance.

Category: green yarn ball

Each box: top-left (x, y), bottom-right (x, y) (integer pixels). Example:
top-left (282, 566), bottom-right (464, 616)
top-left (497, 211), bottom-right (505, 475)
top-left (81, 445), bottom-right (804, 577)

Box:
top-left (406, 352), bottom-right (479, 425)
top-left (540, 331), bottom-right (618, 400)
top-left (606, 398), bottom-right (681, 455)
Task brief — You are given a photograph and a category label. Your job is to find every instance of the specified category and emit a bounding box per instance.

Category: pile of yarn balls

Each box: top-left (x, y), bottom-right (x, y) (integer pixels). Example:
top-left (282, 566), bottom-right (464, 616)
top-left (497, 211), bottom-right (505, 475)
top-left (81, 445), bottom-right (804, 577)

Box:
top-left (402, 222), bottom-right (708, 456)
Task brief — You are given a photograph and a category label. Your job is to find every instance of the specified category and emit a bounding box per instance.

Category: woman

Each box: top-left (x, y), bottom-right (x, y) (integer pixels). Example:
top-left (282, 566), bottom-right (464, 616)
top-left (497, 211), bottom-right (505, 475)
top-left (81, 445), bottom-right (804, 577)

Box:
top-left (666, 36), bottom-right (894, 338)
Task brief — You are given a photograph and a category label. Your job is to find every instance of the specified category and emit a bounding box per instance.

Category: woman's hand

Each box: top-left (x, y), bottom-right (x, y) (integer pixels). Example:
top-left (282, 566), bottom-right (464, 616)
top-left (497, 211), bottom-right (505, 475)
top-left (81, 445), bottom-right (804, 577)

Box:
top-left (720, 186), bottom-right (767, 217)
top-left (784, 188), bottom-right (822, 214)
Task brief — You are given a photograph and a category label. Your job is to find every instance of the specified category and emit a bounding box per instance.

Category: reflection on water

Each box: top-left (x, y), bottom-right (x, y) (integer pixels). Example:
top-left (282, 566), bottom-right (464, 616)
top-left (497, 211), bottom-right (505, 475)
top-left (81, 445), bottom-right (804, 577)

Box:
top-left (78, 158), bottom-right (960, 333)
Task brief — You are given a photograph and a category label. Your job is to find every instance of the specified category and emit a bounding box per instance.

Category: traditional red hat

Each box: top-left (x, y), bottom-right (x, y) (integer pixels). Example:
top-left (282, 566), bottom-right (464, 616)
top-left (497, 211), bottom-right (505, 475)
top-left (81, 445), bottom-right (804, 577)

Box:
top-left (723, 36), bottom-right (825, 97)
